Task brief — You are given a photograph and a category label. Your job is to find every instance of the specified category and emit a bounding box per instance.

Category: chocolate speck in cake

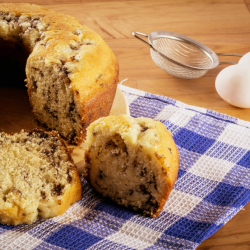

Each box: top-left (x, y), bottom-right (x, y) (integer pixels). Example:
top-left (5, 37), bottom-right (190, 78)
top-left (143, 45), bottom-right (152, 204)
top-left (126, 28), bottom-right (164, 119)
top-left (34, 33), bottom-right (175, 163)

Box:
top-left (42, 149), bottom-right (50, 156)
top-left (99, 170), bottom-right (105, 180)
top-left (67, 174), bottom-right (72, 183)
top-left (154, 152), bottom-right (165, 160)
top-left (40, 191), bottom-right (46, 199)
top-left (146, 196), bottom-right (159, 213)
top-left (140, 125), bottom-right (148, 133)
top-left (140, 166), bottom-right (147, 177)
top-left (127, 190), bottom-right (133, 196)
top-left (149, 174), bottom-right (158, 191)
top-left (168, 147), bottom-right (172, 154)
top-left (68, 130), bottom-right (77, 144)
top-left (105, 140), bottom-right (116, 150)
top-left (139, 185), bottom-right (149, 195)
top-left (35, 131), bottom-right (49, 139)
top-left (30, 76), bottom-right (38, 92)
top-left (50, 144), bottom-right (57, 153)
top-left (51, 184), bottom-right (64, 196)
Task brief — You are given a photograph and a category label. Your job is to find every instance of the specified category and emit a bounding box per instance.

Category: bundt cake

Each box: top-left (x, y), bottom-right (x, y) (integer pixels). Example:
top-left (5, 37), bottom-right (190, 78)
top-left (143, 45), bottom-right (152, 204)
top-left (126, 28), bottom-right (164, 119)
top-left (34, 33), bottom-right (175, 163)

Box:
top-left (0, 3), bottom-right (119, 144)
top-left (84, 115), bottom-right (179, 217)
top-left (0, 129), bottom-right (82, 226)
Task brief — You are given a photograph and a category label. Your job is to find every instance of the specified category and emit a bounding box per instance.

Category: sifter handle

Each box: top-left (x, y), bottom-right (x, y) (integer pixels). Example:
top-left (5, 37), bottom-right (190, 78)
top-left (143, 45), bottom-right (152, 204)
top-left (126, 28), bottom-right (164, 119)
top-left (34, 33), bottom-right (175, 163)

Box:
top-left (132, 31), bottom-right (153, 48)
top-left (217, 53), bottom-right (243, 65)
top-left (217, 53), bottom-right (244, 57)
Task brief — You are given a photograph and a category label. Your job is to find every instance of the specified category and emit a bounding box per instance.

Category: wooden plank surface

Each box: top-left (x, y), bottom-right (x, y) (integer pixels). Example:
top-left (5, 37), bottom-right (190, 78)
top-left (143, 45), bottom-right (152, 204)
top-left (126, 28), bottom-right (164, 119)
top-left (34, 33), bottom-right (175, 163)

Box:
top-left (1, 0), bottom-right (250, 249)
top-left (44, 0), bottom-right (250, 120)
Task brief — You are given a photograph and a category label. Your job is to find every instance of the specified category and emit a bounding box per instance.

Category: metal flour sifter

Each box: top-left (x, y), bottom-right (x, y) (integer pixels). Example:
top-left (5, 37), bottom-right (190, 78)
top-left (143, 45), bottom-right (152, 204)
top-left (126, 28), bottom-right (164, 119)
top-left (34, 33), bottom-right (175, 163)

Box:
top-left (132, 31), bottom-right (243, 79)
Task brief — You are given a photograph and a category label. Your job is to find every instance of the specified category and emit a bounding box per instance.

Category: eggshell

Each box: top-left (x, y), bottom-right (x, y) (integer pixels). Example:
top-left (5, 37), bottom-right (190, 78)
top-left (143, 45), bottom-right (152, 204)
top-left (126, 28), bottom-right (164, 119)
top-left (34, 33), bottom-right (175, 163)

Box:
top-left (215, 64), bottom-right (250, 108)
top-left (239, 52), bottom-right (250, 65)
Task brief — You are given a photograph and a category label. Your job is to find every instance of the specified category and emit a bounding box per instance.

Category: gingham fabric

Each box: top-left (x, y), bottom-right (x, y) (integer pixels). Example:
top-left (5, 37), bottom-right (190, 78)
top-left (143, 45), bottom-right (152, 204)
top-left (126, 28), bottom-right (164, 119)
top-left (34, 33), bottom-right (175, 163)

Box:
top-left (1, 84), bottom-right (250, 250)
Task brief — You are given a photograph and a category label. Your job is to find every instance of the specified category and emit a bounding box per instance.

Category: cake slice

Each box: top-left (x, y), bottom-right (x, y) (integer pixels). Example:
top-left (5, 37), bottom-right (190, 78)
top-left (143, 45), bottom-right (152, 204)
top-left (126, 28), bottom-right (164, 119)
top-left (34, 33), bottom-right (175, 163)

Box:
top-left (0, 129), bottom-right (82, 225)
top-left (85, 115), bottom-right (179, 217)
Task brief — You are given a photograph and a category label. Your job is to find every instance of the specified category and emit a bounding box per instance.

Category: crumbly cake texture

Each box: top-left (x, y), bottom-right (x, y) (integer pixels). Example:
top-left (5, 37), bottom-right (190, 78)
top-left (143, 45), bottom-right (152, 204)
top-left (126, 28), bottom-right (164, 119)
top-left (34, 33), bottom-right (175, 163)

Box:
top-left (0, 129), bottom-right (82, 226)
top-left (0, 3), bottom-right (119, 144)
top-left (85, 115), bottom-right (179, 217)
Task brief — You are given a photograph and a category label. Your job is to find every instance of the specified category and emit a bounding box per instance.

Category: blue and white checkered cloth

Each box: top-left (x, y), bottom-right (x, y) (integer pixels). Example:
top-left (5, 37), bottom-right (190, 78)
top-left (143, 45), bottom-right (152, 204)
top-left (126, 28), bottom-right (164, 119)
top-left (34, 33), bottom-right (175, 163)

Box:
top-left (1, 84), bottom-right (250, 250)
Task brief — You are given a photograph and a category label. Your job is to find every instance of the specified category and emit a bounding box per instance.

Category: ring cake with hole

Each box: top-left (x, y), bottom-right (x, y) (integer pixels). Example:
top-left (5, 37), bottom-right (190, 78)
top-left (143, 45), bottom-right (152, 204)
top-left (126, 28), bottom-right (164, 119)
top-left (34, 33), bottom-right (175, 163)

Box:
top-left (0, 129), bottom-right (82, 226)
top-left (85, 115), bottom-right (179, 217)
top-left (0, 3), bottom-right (119, 144)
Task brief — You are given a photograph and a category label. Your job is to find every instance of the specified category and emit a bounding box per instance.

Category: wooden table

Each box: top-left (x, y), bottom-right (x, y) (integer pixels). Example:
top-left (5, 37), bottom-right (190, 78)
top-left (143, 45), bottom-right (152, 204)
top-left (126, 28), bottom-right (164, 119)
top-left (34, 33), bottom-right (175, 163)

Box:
top-left (1, 0), bottom-right (250, 249)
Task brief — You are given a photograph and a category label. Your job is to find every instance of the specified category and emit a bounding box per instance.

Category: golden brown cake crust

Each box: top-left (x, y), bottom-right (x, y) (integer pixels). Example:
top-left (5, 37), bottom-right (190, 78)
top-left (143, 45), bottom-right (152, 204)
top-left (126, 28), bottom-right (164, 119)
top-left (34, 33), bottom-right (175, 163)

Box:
top-left (85, 115), bottom-right (179, 218)
top-left (0, 3), bottom-right (119, 144)
top-left (150, 120), bottom-right (179, 217)
top-left (0, 129), bottom-right (82, 226)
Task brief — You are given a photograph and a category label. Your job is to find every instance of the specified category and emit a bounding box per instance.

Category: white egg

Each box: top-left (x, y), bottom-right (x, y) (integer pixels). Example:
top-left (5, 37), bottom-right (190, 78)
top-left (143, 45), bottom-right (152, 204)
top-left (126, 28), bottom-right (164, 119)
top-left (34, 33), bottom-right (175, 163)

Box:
top-left (239, 52), bottom-right (250, 65)
top-left (215, 64), bottom-right (250, 108)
